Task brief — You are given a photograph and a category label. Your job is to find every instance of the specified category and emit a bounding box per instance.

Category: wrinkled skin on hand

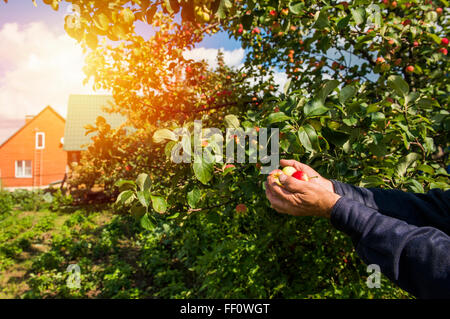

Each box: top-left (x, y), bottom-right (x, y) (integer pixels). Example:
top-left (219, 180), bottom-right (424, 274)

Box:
top-left (265, 160), bottom-right (341, 219)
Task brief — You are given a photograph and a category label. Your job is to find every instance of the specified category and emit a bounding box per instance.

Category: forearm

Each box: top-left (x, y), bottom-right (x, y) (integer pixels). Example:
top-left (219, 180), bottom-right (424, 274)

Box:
top-left (331, 180), bottom-right (450, 234)
top-left (330, 197), bottom-right (450, 298)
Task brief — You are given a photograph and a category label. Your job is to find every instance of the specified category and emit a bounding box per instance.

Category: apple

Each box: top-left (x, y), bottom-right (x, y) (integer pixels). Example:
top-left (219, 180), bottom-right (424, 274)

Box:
top-left (292, 170), bottom-right (309, 181)
top-left (235, 204), bottom-right (247, 213)
top-left (282, 166), bottom-right (297, 176)
top-left (441, 37), bottom-right (449, 46)
top-left (439, 47), bottom-right (448, 55)
top-left (376, 57), bottom-right (385, 64)
top-left (436, 8), bottom-right (443, 15)
top-left (406, 65), bottom-right (414, 73)
top-left (252, 27), bottom-right (261, 34)
top-left (270, 169), bottom-right (284, 186)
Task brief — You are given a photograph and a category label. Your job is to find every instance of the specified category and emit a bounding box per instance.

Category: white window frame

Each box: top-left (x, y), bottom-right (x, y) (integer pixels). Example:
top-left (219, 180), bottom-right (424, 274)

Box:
top-left (15, 160), bottom-right (32, 178)
top-left (36, 132), bottom-right (45, 149)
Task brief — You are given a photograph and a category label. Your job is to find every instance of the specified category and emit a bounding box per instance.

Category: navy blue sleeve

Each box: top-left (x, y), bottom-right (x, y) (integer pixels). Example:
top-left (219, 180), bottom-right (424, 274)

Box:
top-left (330, 197), bottom-right (450, 299)
top-left (331, 180), bottom-right (450, 235)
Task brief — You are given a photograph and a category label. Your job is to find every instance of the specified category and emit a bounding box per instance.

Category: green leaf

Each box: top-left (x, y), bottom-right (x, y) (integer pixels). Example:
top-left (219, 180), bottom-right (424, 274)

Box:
top-left (318, 80), bottom-right (339, 102)
top-left (339, 85), bottom-right (357, 104)
top-left (140, 213), bottom-right (156, 231)
top-left (283, 79), bottom-right (292, 95)
top-left (298, 127), bottom-right (313, 152)
top-left (114, 179), bottom-right (136, 191)
top-left (416, 164), bottom-right (434, 175)
top-left (322, 127), bottom-right (350, 147)
top-left (359, 176), bottom-right (384, 188)
top-left (151, 195), bottom-right (168, 213)
top-left (406, 179), bottom-right (424, 193)
top-left (120, 8), bottom-right (135, 25)
top-left (137, 190), bottom-right (151, 208)
top-left (187, 187), bottom-right (201, 208)
top-left (193, 154), bottom-right (214, 185)
top-left (405, 92), bottom-right (419, 105)
top-left (165, 140), bottom-right (177, 159)
top-left (351, 7), bottom-right (365, 25)
top-left (314, 9), bottom-right (329, 29)
top-left (224, 114), bottom-right (240, 128)
top-left (146, 5), bottom-right (158, 23)
top-left (153, 129), bottom-right (177, 143)
top-left (303, 99), bottom-right (329, 117)
top-left (93, 13), bottom-right (110, 31)
top-left (163, 0), bottom-right (174, 14)
top-left (116, 190), bottom-right (135, 206)
top-left (298, 124), bottom-right (320, 153)
top-left (217, 0), bottom-right (232, 19)
top-left (337, 15), bottom-right (351, 30)
top-left (387, 75), bottom-right (409, 98)
top-left (265, 112), bottom-right (291, 125)
top-left (130, 203), bottom-right (146, 219)
top-left (136, 173), bottom-right (151, 191)
top-left (289, 2), bottom-right (304, 15)
top-left (167, 213), bottom-right (180, 220)
top-left (426, 32), bottom-right (442, 45)
top-left (396, 152), bottom-right (421, 177)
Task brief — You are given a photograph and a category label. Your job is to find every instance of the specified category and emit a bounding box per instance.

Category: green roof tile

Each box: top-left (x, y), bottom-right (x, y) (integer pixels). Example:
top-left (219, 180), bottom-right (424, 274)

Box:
top-left (64, 94), bottom-right (127, 151)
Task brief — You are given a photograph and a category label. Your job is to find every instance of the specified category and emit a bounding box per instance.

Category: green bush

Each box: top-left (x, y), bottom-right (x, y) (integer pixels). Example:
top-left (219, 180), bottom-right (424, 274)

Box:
top-left (10, 189), bottom-right (50, 211)
top-left (0, 191), bottom-right (13, 215)
top-left (49, 189), bottom-right (73, 212)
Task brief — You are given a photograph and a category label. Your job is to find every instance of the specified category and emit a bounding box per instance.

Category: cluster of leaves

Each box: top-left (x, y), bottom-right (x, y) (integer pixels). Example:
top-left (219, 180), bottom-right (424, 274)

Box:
top-left (9, 189), bottom-right (53, 212)
top-left (0, 191), bottom-right (13, 215)
top-left (0, 210), bottom-right (57, 272)
top-left (11, 208), bottom-right (409, 298)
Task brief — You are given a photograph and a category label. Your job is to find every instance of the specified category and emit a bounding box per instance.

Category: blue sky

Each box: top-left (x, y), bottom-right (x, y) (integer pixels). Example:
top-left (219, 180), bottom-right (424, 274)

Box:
top-left (0, 1), bottom-right (243, 144)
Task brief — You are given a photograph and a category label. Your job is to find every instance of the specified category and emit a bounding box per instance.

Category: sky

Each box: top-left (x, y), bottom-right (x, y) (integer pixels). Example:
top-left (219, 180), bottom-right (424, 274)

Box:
top-left (0, 1), bottom-right (246, 144)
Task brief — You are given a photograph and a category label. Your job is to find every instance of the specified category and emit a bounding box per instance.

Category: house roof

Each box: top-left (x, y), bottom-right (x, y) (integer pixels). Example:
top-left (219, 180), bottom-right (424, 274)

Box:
top-left (63, 94), bottom-right (127, 151)
top-left (0, 106), bottom-right (65, 150)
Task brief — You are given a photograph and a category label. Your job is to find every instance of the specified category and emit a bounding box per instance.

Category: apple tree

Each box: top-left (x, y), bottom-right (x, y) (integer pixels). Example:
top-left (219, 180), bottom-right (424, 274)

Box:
top-left (28, 0), bottom-right (449, 297)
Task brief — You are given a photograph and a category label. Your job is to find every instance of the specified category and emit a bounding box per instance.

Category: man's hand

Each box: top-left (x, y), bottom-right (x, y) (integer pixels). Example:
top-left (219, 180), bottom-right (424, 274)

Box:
top-left (266, 163), bottom-right (341, 218)
top-left (279, 159), bottom-right (334, 193)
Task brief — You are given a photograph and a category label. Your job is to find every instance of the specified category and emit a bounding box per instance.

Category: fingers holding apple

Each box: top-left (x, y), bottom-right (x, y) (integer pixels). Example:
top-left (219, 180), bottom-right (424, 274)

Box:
top-left (265, 175), bottom-right (341, 218)
top-left (279, 159), bottom-right (334, 193)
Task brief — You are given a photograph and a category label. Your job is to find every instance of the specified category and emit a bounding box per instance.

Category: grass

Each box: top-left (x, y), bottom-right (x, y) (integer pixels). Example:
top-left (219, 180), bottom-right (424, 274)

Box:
top-left (0, 208), bottom-right (113, 298)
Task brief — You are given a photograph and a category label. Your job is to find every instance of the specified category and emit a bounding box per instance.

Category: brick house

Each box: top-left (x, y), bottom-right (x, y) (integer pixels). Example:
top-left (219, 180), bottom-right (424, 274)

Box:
top-left (0, 106), bottom-right (66, 190)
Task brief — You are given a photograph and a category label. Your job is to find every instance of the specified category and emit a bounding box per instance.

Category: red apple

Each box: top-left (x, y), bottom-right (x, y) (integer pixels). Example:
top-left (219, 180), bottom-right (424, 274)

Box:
top-left (439, 47), bottom-right (448, 55)
top-left (235, 204), bottom-right (247, 213)
top-left (405, 65), bottom-right (414, 73)
top-left (441, 37), bottom-right (449, 46)
top-left (292, 170), bottom-right (309, 181)
top-left (376, 57), bottom-right (385, 64)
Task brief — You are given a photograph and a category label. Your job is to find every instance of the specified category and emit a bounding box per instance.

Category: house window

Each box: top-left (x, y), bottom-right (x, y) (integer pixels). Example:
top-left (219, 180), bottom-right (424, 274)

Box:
top-left (36, 132), bottom-right (45, 149)
top-left (15, 160), bottom-right (32, 178)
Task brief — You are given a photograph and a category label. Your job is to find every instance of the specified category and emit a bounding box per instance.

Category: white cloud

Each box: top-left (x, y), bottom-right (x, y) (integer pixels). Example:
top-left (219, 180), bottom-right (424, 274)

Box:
top-left (183, 47), bottom-right (245, 69)
top-left (183, 47), bottom-right (288, 94)
top-left (0, 22), bottom-right (107, 144)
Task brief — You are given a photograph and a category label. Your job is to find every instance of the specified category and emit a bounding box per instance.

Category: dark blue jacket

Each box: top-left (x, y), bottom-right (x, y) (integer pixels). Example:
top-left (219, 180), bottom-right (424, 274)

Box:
top-left (330, 180), bottom-right (450, 299)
